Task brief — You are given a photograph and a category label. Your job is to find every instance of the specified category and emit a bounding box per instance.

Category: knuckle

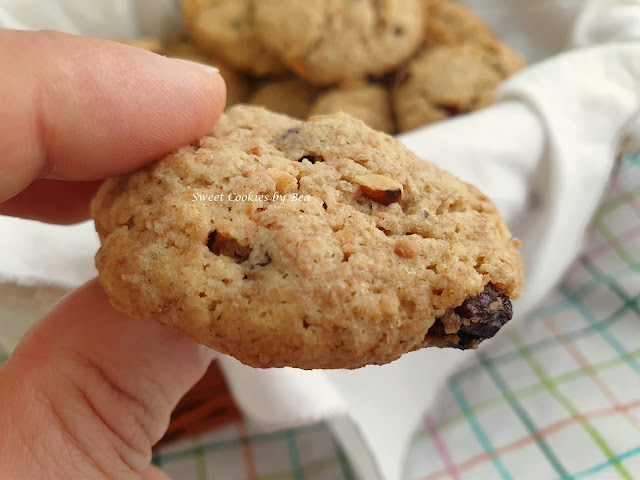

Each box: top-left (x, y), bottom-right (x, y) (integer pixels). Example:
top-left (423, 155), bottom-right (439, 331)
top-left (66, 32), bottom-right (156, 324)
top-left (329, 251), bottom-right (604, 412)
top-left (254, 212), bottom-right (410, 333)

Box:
top-left (40, 348), bottom-right (160, 476)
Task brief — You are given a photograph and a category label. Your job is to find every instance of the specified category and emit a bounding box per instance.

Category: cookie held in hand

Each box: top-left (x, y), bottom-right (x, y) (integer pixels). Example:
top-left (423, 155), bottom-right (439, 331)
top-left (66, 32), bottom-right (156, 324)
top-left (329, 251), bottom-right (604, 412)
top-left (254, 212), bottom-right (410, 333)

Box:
top-left (92, 106), bottom-right (523, 369)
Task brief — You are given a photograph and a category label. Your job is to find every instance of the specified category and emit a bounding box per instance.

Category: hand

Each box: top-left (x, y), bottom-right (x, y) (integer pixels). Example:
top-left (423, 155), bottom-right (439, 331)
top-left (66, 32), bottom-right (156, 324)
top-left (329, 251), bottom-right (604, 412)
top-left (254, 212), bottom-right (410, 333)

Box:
top-left (0, 29), bottom-right (226, 480)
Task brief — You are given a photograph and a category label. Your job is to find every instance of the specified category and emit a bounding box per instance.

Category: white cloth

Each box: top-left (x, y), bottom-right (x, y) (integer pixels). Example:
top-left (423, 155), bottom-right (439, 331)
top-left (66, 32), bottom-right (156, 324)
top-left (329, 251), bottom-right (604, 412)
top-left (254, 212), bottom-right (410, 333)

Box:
top-left (1, 1), bottom-right (640, 479)
top-left (0, 0), bottom-right (181, 39)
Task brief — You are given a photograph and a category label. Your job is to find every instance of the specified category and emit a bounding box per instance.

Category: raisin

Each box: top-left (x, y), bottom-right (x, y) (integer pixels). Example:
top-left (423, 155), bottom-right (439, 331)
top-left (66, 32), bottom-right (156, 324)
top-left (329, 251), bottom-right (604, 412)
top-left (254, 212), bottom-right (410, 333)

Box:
top-left (454, 284), bottom-right (512, 339)
top-left (455, 332), bottom-right (481, 350)
top-left (428, 318), bottom-right (446, 336)
top-left (429, 284), bottom-right (513, 349)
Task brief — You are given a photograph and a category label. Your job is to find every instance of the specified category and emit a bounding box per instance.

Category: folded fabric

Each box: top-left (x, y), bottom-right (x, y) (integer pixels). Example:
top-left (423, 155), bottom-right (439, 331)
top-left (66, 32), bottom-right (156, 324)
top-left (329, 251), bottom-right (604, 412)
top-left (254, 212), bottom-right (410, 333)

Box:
top-left (405, 150), bottom-right (640, 479)
top-left (0, 0), bottom-right (181, 40)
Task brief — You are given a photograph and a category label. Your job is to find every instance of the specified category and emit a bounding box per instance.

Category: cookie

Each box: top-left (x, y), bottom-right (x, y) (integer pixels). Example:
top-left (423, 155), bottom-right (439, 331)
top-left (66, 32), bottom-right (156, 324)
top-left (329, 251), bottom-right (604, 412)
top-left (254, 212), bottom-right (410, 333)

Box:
top-left (110, 37), bottom-right (163, 53)
top-left (182, 0), bottom-right (209, 27)
top-left (309, 84), bottom-right (395, 134)
top-left (248, 78), bottom-right (318, 119)
top-left (185, 0), bottom-right (287, 77)
top-left (165, 41), bottom-right (252, 107)
top-left (254, 0), bottom-right (424, 86)
top-left (393, 41), bottom-right (525, 132)
top-left (422, 0), bottom-right (495, 47)
top-left (92, 105), bottom-right (523, 369)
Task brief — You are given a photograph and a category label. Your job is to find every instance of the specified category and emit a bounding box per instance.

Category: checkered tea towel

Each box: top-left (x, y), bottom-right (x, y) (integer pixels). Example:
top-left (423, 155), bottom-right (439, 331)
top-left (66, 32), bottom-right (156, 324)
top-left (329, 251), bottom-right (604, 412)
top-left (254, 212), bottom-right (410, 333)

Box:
top-left (404, 154), bottom-right (640, 480)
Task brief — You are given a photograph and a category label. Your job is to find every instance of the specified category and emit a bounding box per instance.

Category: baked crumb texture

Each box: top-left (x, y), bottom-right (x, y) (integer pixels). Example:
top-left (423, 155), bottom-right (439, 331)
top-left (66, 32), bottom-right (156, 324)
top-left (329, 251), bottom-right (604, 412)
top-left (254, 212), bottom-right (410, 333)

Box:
top-left (92, 106), bottom-right (523, 369)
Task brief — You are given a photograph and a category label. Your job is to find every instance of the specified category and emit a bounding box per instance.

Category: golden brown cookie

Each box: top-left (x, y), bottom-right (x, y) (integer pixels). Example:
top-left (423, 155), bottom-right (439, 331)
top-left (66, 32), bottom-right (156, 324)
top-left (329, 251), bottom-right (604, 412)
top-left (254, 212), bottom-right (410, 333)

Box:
top-left (309, 84), bottom-right (395, 134)
top-left (182, 0), bottom-right (209, 27)
top-left (165, 41), bottom-right (252, 107)
top-left (422, 0), bottom-right (495, 46)
top-left (184, 0), bottom-right (287, 77)
top-left (254, 0), bottom-right (424, 86)
top-left (92, 105), bottom-right (523, 369)
top-left (248, 78), bottom-right (318, 119)
top-left (393, 41), bottom-right (525, 132)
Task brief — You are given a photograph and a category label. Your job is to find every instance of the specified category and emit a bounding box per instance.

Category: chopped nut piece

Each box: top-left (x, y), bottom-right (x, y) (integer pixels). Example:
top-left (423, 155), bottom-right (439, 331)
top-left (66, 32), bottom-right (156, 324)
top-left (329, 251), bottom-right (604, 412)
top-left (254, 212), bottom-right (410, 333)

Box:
top-left (394, 237), bottom-right (419, 258)
top-left (354, 174), bottom-right (403, 205)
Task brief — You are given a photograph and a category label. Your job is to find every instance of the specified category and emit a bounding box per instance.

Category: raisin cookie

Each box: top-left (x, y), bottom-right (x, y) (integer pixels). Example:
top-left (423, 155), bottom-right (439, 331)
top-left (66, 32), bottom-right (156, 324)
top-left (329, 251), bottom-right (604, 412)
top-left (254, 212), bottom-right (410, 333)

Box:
top-left (92, 105), bottom-right (523, 369)
top-left (248, 78), bottom-right (318, 119)
top-left (254, 0), bottom-right (424, 86)
top-left (165, 41), bottom-right (252, 107)
top-left (184, 0), bottom-right (286, 77)
top-left (422, 0), bottom-right (495, 47)
top-left (393, 41), bottom-right (525, 132)
top-left (309, 84), bottom-right (395, 134)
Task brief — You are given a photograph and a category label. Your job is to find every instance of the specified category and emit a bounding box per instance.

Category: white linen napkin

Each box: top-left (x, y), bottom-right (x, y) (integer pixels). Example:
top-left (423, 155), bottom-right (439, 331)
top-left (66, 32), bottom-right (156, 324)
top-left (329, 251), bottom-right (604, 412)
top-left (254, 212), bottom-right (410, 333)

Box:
top-left (1, 1), bottom-right (640, 479)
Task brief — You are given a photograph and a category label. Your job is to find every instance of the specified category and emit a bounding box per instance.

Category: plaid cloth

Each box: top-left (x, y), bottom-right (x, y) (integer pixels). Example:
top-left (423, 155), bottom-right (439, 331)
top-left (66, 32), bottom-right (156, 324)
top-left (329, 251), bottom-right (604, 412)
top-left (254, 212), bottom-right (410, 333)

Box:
top-left (405, 153), bottom-right (640, 480)
top-left (1, 154), bottom-right (637, 480)
top-left (152, 421), bottom-right (358, 480)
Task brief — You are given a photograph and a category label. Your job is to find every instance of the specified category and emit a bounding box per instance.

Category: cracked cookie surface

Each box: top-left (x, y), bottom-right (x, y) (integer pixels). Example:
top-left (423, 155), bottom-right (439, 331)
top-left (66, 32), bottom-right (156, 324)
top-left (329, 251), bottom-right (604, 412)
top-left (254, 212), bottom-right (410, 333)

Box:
top-left (393, 41), bottom-right (525, 132)
top-left (92, 105), bottom-right (523, 369)
top-left (254, 0), bottom-right (424, 86)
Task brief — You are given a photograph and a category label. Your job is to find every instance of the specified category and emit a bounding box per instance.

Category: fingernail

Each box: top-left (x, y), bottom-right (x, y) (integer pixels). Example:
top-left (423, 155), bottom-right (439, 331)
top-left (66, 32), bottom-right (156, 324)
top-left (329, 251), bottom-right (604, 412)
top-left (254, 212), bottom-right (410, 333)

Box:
top-left (194, 64), bottom-right (220, 75)
top-left (199, 344), bottom-right (219, 363)
top-left (169, 58), bottom-right (220, 75)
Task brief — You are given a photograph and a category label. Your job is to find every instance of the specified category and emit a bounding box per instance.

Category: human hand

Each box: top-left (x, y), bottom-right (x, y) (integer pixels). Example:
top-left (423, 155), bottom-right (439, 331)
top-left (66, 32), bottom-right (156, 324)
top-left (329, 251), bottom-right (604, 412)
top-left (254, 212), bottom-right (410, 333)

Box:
top-left (0, 29), bottom-right (225, 480)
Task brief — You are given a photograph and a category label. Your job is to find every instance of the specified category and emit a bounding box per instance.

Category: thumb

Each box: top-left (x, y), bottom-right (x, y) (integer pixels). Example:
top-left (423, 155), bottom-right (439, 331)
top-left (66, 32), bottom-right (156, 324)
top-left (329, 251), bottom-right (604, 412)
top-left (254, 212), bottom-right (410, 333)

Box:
top-left (0, 29), bottom-right (226, 223)
top-left (0, 280), bottom-right (216, 479)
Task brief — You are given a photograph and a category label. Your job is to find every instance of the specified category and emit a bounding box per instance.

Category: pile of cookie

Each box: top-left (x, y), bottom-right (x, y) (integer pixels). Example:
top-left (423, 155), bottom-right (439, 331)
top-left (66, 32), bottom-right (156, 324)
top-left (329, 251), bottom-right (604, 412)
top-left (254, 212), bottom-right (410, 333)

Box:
top-left (121, 0), bottom-right (525, 134)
